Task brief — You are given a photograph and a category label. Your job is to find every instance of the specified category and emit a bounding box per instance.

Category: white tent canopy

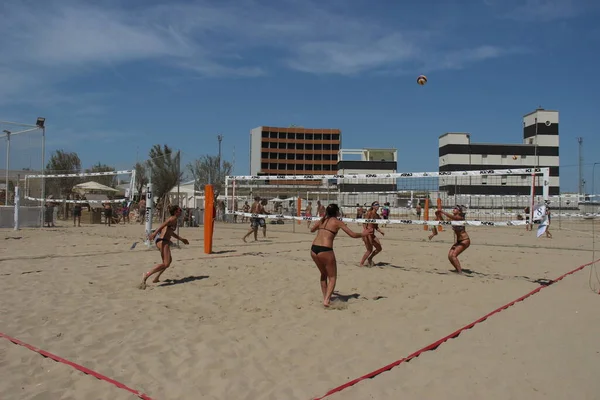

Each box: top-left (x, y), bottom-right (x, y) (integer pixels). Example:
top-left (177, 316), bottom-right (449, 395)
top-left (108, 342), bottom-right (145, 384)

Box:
top-left (74, 181), bottom-right (119, 193)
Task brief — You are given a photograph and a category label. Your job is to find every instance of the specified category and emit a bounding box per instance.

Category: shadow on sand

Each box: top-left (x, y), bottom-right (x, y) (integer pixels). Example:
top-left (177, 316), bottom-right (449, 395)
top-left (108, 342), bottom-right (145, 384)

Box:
top-left (158, 275), bottom-right (210, 287)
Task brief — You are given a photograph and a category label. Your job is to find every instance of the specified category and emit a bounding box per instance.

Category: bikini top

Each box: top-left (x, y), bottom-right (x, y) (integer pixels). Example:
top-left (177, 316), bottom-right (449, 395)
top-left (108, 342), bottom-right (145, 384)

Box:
top-left (319, 218), bottom-right (338, 236)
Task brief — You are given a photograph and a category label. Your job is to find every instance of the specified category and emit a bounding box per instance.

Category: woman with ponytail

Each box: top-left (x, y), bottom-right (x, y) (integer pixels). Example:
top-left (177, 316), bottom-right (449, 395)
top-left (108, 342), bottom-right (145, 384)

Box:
top-left (359, 201), bottom-right (385, 267)
top-left (310, 203), bottom-right (367, 307)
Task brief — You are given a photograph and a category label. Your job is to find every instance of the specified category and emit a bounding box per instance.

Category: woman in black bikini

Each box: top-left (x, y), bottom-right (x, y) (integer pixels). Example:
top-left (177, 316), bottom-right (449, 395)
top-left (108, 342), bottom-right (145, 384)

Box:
top-left (439, 205), bottom-right (470, 274)
top-left (310, 204), bottom-right (367, 307)
top-left (140, 205), bottom-right (189, 289)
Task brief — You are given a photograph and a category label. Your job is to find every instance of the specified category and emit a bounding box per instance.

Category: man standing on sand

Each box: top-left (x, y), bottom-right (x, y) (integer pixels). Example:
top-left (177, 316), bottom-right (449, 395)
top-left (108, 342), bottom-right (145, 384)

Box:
top-left (243, 197), bottom-right (266, 242)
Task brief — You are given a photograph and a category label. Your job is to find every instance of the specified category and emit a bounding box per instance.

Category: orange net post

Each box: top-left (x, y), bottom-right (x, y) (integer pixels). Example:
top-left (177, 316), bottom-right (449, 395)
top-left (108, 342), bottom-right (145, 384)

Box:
top-left (436, 198), bottom-right (443, 232)
top-left (423, 198), bottom-right (429, 231)
top-left (297, 197), bottom-right (302, 225)
top-left (204, 184), bottom-right (215, 254)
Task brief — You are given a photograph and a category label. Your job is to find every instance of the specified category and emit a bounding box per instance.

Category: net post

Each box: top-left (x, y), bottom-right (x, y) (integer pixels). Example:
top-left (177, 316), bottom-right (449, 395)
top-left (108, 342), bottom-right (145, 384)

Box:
top-left (542, 167), bottom-right (550, 202)
top-left (436, 197), bottom-right (443, 232)
top-left (423, 197), bottom-right (429, 230)
top-left (204, 184), bottom-right (215, 254)
top-left (14, 176), bottom-right (20, 230)
top-left (224, 176), bottom-right (229, 216)
top-left (297, 196), bottom-right (302, 225)
top-left (144, 181), bottom-right (153, 248)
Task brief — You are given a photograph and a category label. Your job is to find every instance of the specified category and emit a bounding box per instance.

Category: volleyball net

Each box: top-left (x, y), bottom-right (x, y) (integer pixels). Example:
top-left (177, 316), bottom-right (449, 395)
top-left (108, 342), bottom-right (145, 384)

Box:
top-left (10, 169), bottom-right (136, 228)
top-left (224, 167), bottom-right (552, 228)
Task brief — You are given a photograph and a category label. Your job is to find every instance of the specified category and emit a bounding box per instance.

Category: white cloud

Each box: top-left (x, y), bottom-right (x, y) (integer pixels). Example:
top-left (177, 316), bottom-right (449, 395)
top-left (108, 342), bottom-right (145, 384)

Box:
top-left (0, 0), bottom-right (522, 104)
top-left (484, 0), bottom-right (586, 22)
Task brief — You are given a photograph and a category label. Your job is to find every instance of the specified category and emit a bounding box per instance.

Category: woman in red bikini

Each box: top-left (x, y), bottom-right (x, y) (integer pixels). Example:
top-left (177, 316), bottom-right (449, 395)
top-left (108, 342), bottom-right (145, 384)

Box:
top-left (439, 205), bottom-right (470, 274)
top-left (140, 205), bottom-right (189, 289)
top-left (310, 204), bottom-right (367, 307)
top-left (359, 201), bottom-right (385, 267)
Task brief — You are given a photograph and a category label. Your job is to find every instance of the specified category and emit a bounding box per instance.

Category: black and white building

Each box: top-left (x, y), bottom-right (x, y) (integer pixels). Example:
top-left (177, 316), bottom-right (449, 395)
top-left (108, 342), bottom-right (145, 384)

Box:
top-left (336, 148), bottom-right (398, 192)
top-left (438, 108), bottom-right (560, 196)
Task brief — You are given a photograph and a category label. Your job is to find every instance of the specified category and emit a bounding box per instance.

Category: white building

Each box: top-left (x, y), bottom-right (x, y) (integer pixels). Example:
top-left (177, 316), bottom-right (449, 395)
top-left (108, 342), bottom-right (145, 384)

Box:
top-left (438, 108), bottom-right (560, 196)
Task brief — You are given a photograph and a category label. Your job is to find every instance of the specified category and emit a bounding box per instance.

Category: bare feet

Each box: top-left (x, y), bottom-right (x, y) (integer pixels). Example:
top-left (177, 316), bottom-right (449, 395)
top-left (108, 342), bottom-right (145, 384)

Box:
top-left (152, 278), bottom-right (160, 283)
top-left (139, 273), bottom-right (148, 290)
top-left (242, 237), bottom-right (247, 243)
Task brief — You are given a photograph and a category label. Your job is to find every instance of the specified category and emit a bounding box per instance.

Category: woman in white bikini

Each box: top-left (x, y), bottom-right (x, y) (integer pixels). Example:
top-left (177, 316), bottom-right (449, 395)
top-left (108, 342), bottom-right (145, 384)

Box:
top-left (439, 205), bottom-right (470, 274)
top-left (310, 204), bottom-right (367, 307)
top-left (140, 205), bottom-right (189, 289)
top-left (359, 201), bottom-right (385, 267)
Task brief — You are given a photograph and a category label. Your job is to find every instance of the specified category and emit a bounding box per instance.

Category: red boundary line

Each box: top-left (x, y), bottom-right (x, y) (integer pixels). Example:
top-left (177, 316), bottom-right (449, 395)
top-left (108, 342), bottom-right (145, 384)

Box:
top-left (312, 258), bottom-right (600, 400)
top-left (0, 332), bottom-right (154, 400)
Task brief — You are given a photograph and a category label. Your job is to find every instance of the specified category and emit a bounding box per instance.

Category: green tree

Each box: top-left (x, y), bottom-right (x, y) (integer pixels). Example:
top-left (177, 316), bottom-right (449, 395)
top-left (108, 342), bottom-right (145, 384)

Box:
top-left (84, 162), bottom-right (116, 188)
top-left (146, 144), bottom-right (182, 216)
top-left (134, 162), bottom-right (149, 199)
top-left (187, 155), bottom-right (232, 194)
top-left (46, 150), bottom-right (82, 199)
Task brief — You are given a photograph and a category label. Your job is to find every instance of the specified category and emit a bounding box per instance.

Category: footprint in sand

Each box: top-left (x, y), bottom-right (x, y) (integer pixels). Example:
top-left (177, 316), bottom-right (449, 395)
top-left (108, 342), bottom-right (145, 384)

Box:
top-left (326, 301), bottom-right (348, 310)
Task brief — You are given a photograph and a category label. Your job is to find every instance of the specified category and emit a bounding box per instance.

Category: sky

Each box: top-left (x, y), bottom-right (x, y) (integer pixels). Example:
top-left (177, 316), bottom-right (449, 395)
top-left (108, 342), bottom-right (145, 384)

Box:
top-left (0, 0), bottom-right (599, 192)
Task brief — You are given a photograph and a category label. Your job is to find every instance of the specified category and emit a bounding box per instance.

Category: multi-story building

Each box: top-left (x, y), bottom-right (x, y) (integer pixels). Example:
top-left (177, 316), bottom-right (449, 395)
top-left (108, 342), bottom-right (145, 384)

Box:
top-left (249, 126), bottom-right (341, 176)
top-left (438, 108), bottom-right (560, 196)
top-left (336, 148), bottom-right (398, 192)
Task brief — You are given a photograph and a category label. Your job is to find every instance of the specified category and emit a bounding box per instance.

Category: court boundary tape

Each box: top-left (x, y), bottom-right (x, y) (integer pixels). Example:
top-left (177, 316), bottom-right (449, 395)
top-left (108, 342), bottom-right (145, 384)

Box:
top-left (0, 332), bottom-right (153, 400)
top-left (312, 258), bottom-right (600, 400)
top-left (2, 259), bottom-right (597, 400)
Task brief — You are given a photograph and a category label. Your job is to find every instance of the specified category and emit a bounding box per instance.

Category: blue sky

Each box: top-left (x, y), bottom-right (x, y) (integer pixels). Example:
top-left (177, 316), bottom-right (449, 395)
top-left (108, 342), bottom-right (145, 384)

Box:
top-left (1, 0), bottom-right (599, 192)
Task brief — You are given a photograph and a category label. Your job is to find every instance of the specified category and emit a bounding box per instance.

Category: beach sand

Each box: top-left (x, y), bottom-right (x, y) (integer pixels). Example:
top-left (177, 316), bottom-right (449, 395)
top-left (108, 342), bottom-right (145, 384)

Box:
top-left (0, 220), bottom-right (599, 399)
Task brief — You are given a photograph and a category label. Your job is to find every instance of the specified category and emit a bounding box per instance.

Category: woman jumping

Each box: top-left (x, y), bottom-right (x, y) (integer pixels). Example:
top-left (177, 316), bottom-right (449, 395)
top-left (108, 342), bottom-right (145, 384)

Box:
top-left (140, 205), bottom-right (189, 289)
top-left (359, 201), bottom-right (385, 267)
top-left (439, 205), bottom-right (470, 274)
top-left (310, 204), bottom-right (367, 307)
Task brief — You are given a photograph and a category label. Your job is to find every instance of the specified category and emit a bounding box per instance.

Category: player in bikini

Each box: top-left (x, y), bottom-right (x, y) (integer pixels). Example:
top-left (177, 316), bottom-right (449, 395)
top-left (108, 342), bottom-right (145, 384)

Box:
top-left (140, 205), bottom-right (189, 289)
top-left (310, 204), bottom-right (368, 307)
top-left (359, 201), bottom-right (385, 267)
top-left (439, 205), bottom-right (470, 274)
top-left (428, 210), bottom-right (444, 240)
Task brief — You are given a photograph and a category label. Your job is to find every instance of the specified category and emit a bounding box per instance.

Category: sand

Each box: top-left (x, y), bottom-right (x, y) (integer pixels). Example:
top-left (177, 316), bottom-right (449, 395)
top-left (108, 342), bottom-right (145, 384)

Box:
top-left (0, 219), bottom-right (599, 400)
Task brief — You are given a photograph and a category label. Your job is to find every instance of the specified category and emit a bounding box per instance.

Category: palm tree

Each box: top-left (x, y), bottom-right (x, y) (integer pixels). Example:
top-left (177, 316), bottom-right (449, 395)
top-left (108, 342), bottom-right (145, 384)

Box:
top-left (146, 144), bottom-right (181, 220)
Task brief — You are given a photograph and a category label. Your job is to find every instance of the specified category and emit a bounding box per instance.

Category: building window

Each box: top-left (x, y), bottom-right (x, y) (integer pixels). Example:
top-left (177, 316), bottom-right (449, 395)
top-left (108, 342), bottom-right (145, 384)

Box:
top-left (269, 132), bottom-right (277, 139)
top-left (306, 143), bottom-right (313, 150)
top-left (278, 132), bottom-right (286, 139)
top-left (262, 142), bottom-right (268, 148)
top-left (332, 134), bottom-right (340, 141)
top-left (269, 153), bottom-right (277, 159)
top-left (287, 153), bottom-right (295, 160)
top-left (278, 153), bottom-right (286, 160)
top-left (269, 142), bottom-right (277, 149)
top-left (261, 162), bottom-right (268, 169)
top-left (287, 132), bottom-right (295, 139)
top-left (297, 133), bottom-right (304, 140)
top-left (314, 164), bottom-right (322, 171)
top-left (332, 144), bottom-right (339, 150)
top-left (306, 133), bottom-right (313, 140)
top-left (306, 154), bottom-right (313, 160)
top-left (297, 154), bottom-right (305, 160)
top-left (323, 164), bottom-right (331, 171)
top-left (261, 152), bottom-right (268, 158)
top-left (314, 133), bottom-right (322, 140)
top-left (278, 142), bottom-right (286, 149)
top-left (278, 163), bottom-right (285, 170)
top-left (323, 143), bottom-right (331, 150)
top-left (314, 154), bottom-right (322, 161)
top-left (332, 154), bottom-right (338, 161)
top-left (287, 164), bottom-right (294, 170)
top-left (261, 131), bottom-right (268, 138)
top-left (296, 164), bottom-right (304, 171)
top-left (323, 154), bottom-right (331, 160)
top-left (314, 143), bottom-right (322, 150)
top-left (297, 143), bottom-right (304, 150)
top-left (324, 134), bottom-right (331, 140)
top-left (287, 142), bottom-right (296, 150)
top-left (269, 163), bottom-right (277, 169)
top-left (305, 164), bottom-right (313, 171)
